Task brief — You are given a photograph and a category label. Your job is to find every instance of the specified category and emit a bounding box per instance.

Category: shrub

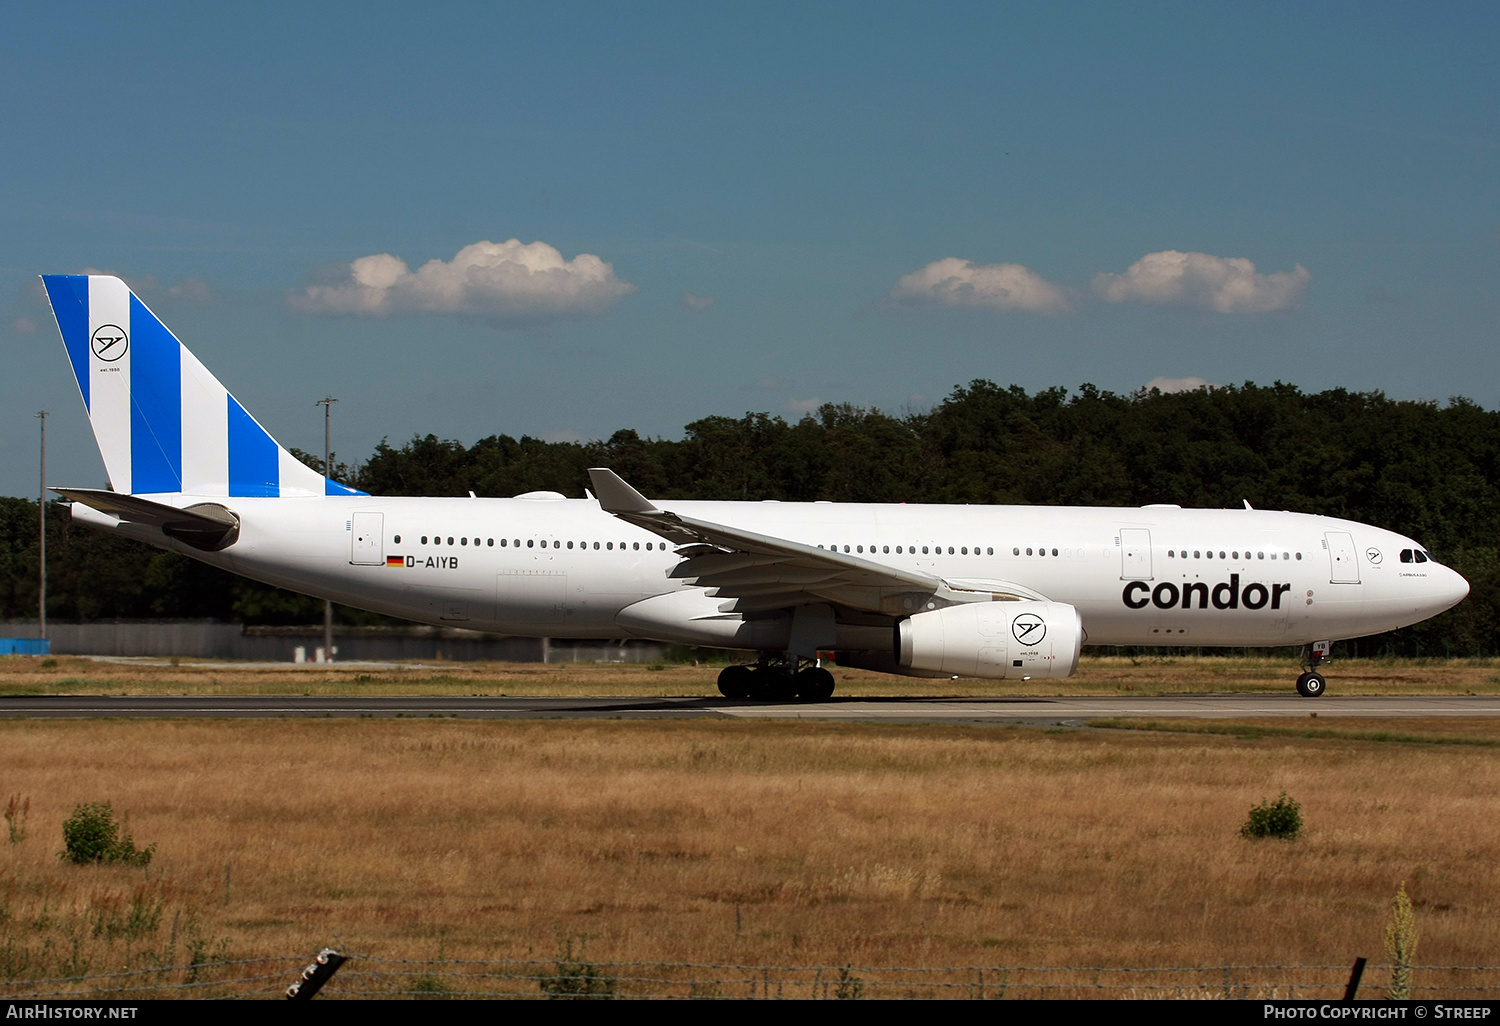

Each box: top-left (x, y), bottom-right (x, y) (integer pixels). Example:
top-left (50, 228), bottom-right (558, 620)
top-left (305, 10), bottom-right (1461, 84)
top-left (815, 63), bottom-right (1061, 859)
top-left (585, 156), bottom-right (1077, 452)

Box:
top-left (1385, 882), bottom-right (1418, 1000)
top-left (539, 938), bottom-right (614, 1000)
top-left (1241, 792), bottom-right (1302, 840)
top-left (834, 965), bottom-right (864, 1000)
top-left (60, 802), bottom-right (155, 866)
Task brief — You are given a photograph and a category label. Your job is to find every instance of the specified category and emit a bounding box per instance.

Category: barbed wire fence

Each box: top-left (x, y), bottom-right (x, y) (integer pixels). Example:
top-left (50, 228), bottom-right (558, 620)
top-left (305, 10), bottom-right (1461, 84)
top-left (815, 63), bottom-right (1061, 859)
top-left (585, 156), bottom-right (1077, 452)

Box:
top-left (2, 955), bottom-right (1497, 1000)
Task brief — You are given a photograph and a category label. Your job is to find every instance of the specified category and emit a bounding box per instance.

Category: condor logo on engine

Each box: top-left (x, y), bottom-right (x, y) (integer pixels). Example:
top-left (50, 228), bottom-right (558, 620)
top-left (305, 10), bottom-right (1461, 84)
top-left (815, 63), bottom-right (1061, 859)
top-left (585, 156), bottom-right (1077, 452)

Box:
top-left (1122, 575), bottom-right (1292, 611)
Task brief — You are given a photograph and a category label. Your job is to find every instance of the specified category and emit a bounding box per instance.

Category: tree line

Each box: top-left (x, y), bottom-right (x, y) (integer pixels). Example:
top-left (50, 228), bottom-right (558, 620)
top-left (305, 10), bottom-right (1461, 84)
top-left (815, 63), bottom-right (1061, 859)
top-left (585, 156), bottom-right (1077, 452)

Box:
top-left (2, 380), bottom-right (1496, 655)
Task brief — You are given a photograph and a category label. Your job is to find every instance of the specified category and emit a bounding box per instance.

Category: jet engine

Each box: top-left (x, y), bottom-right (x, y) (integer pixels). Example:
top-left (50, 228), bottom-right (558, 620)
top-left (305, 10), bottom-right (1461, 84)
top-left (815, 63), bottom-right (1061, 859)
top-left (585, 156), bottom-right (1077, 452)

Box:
top-left (895, 600), bottom-right (1083, 680)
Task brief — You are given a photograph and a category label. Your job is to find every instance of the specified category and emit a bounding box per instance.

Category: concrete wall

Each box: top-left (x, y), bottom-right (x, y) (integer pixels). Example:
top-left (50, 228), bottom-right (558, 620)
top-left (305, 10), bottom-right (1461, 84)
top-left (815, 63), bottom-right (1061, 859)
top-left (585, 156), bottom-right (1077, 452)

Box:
top-left (0, 621), bottom-right (668, 664)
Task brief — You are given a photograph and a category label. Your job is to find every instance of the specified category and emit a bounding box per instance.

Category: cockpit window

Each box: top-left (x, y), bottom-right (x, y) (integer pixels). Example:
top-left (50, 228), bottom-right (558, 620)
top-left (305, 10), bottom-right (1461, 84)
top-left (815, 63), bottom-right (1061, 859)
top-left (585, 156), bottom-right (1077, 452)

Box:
top-left (1415, 550), bottom-right (1429, 563)
top-left (1401, 549), bottom-right (1413, 563)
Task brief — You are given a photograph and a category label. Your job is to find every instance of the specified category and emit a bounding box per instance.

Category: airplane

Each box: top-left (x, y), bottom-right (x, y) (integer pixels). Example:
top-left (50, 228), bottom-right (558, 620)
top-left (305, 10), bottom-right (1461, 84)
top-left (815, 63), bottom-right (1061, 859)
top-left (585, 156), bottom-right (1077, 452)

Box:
top-left (39, 274), bottom-right (1469, 700)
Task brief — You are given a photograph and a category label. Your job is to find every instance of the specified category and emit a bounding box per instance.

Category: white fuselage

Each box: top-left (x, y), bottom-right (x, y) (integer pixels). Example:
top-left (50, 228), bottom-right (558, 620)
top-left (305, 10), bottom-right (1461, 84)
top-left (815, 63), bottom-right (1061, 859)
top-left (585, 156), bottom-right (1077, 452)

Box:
top-left (84, 493), bottom-right (1470, 653)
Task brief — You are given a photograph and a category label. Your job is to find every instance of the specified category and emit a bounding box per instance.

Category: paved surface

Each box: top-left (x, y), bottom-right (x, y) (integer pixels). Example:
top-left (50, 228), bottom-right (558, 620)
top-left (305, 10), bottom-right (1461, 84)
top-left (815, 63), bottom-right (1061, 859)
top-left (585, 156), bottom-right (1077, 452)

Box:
top-left (2, 694), bottom-right (1497, 723)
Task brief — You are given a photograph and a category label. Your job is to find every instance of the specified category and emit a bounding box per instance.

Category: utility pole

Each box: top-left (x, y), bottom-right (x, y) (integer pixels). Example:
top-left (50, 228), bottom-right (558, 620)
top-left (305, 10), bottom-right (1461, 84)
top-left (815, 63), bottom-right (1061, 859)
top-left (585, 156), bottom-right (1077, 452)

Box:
top-left (36, 411), bottom-right (47, 641)
top-left (315, 397), bottom-right (338, 664)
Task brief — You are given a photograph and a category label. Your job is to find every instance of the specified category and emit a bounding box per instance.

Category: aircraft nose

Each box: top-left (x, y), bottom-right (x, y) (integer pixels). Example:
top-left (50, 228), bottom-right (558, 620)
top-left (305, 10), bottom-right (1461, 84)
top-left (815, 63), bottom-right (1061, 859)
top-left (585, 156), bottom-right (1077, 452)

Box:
top-left (1421, 564), bottom-right (1470, 617)
top-left (1444, 567), bottom-right (1471, 608)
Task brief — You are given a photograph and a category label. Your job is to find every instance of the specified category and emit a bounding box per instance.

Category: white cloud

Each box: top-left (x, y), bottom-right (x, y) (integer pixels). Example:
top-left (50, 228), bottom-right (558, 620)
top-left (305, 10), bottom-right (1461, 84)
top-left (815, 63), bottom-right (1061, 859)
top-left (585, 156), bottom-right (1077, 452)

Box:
top-left (1143, 376), bottom-right (1212, 394)
top-left (291, 239), bottom-right (636, 322)
top-left (887, 258), bottom-right (1069, 314)
top-left (541, 428), bottom-right (586, 444)
top-left (680, 291), bottom-right (715, 311)
top-left (164, 278), bottom-right (214, 305)
top-left (1093, 251), bottom-right (1309, 313)
top-left (785, 397), bottom-right (824, 414)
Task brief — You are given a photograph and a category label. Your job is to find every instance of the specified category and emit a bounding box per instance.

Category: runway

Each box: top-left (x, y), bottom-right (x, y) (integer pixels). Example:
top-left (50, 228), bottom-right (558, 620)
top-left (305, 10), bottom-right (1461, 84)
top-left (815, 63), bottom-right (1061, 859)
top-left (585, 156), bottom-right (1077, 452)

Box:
top-left (2, 693), bottom-right (1498, 724)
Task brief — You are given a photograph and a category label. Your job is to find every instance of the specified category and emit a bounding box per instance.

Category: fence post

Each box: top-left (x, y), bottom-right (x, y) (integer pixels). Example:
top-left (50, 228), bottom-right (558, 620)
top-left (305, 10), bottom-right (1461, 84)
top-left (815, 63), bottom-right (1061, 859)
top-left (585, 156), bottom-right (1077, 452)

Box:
top-left (286, 947), bottom-right (348, 1000)
top-left (1343, 957), bottom-right (1367, 1001)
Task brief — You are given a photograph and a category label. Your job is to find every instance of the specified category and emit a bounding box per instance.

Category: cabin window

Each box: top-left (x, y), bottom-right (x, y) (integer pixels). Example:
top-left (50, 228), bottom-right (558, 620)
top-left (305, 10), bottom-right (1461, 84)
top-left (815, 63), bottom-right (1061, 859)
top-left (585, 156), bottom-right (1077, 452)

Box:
top-left (461, 538), bottom-right (468, 546)
top-left (394, 534), bottom-right (401, 544)
top-left (527, 540), bottom-right (534, 548)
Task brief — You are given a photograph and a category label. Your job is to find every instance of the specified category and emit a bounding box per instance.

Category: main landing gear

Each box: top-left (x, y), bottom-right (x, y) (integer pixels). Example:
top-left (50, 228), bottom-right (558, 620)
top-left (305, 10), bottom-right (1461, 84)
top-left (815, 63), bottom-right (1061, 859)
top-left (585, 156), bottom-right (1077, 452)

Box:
top-left (717, 658), bottom-right (836, 702)
top-left (1295, 641), bottom-right (1330, 698)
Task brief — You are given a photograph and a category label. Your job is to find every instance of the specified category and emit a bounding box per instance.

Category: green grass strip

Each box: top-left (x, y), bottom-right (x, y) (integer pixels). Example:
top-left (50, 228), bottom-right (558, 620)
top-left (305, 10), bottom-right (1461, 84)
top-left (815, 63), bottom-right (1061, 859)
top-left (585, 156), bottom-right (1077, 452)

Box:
top-left (1087, 718), bottom-right (1500, 748)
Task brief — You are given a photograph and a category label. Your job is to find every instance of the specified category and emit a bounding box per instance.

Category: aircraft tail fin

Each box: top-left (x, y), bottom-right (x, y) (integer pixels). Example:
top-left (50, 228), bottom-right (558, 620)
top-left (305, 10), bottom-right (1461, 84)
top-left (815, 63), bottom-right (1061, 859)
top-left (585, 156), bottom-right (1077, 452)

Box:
top-left (40, 274), bottom-right (365, 498)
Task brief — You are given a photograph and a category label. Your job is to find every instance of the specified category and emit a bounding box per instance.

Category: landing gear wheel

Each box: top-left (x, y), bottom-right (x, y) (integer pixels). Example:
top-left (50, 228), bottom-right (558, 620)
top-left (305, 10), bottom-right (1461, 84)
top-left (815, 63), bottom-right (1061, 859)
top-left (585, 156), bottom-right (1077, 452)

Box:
top-left (1295, 671), bottom-right (1326, 698)
top-left (748, 667), bottom-right (797, 702)
top-left (796, 666), bottom-right (836, 702)
top-left (717, 664), bottom-right (753, 699)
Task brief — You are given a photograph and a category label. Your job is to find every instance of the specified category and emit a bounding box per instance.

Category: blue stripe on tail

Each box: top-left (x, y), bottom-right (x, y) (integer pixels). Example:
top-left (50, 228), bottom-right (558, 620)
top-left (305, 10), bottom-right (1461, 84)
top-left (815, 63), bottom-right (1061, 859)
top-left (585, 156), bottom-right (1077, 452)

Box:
top-left (128, 293), bottom-right (183, 493)
top-left (41, 275), bottom-right (91, 409)
top-left (227, 395), bottom-right (279, 497)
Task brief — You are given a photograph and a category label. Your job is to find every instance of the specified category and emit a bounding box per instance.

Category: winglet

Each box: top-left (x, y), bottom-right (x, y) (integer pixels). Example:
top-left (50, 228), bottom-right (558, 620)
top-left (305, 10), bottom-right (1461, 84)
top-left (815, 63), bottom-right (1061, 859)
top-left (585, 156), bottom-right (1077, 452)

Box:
top-left (587, 468), bottom-right (661, 514)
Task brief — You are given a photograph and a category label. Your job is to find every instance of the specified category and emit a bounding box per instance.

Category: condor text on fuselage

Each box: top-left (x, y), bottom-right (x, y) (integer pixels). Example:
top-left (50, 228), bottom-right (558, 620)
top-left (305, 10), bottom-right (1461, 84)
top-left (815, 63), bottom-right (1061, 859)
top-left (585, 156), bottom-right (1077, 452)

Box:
top-left (1124, 575), bottom-right (1293, 612)
top-left (39, 274), bottom-right (1471, 700)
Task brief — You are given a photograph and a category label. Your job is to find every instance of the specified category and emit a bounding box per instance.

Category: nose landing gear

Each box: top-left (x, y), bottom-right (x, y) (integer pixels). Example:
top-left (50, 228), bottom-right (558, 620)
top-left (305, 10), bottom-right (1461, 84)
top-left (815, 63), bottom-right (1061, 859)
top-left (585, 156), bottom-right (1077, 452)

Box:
top-left (1295, 642), bottom-right (1330, 697)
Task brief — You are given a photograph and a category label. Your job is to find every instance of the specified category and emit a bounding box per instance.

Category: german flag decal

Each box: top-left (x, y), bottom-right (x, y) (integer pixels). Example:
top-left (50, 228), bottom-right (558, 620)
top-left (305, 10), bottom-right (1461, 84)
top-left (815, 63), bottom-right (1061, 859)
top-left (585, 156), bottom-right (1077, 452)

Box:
top-left (386, 555), bottom-right (404, 567)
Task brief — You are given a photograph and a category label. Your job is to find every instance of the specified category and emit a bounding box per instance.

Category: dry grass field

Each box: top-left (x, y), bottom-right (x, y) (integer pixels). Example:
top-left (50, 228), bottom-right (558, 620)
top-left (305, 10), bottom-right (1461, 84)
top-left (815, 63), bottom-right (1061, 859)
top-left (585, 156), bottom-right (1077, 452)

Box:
top-left (2, 713), bottom-right (1498, 998)
top-left (2, 652), bottom-right (1499, 697)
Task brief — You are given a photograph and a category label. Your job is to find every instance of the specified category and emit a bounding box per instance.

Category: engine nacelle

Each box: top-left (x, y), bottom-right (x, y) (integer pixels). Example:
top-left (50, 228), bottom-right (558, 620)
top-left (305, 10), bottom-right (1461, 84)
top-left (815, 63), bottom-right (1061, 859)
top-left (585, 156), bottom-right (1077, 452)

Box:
top-left (896, 600), bottom-right (1083, 680)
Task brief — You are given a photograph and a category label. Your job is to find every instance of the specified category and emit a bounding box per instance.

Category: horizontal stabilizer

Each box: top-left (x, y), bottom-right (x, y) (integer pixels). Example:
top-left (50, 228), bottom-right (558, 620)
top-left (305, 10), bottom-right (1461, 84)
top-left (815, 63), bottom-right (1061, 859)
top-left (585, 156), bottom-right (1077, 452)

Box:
top-left (55, 487), bottom-right (240, 551)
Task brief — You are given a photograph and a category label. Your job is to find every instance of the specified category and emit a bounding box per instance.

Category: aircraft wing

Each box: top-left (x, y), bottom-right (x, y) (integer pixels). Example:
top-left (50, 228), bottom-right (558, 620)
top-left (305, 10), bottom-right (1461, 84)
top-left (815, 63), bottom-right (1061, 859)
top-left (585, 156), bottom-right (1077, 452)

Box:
top-left (588, 468), bottom-right (1038, 617)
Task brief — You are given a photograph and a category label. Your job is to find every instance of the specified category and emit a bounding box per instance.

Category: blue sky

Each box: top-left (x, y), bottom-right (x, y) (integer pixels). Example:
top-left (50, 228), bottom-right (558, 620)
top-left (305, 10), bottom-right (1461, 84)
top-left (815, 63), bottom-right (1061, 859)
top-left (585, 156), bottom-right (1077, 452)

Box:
top-left (3, 1), bottom-right (1496, 497)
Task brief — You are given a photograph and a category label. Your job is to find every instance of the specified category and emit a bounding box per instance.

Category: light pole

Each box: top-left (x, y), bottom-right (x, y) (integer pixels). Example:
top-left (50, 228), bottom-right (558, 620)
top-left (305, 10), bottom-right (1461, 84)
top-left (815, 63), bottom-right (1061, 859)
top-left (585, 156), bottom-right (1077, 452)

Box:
top-left (36, 411), bottom-right (47, 641)
top-left (315, 397), bottom-right (338, 664)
